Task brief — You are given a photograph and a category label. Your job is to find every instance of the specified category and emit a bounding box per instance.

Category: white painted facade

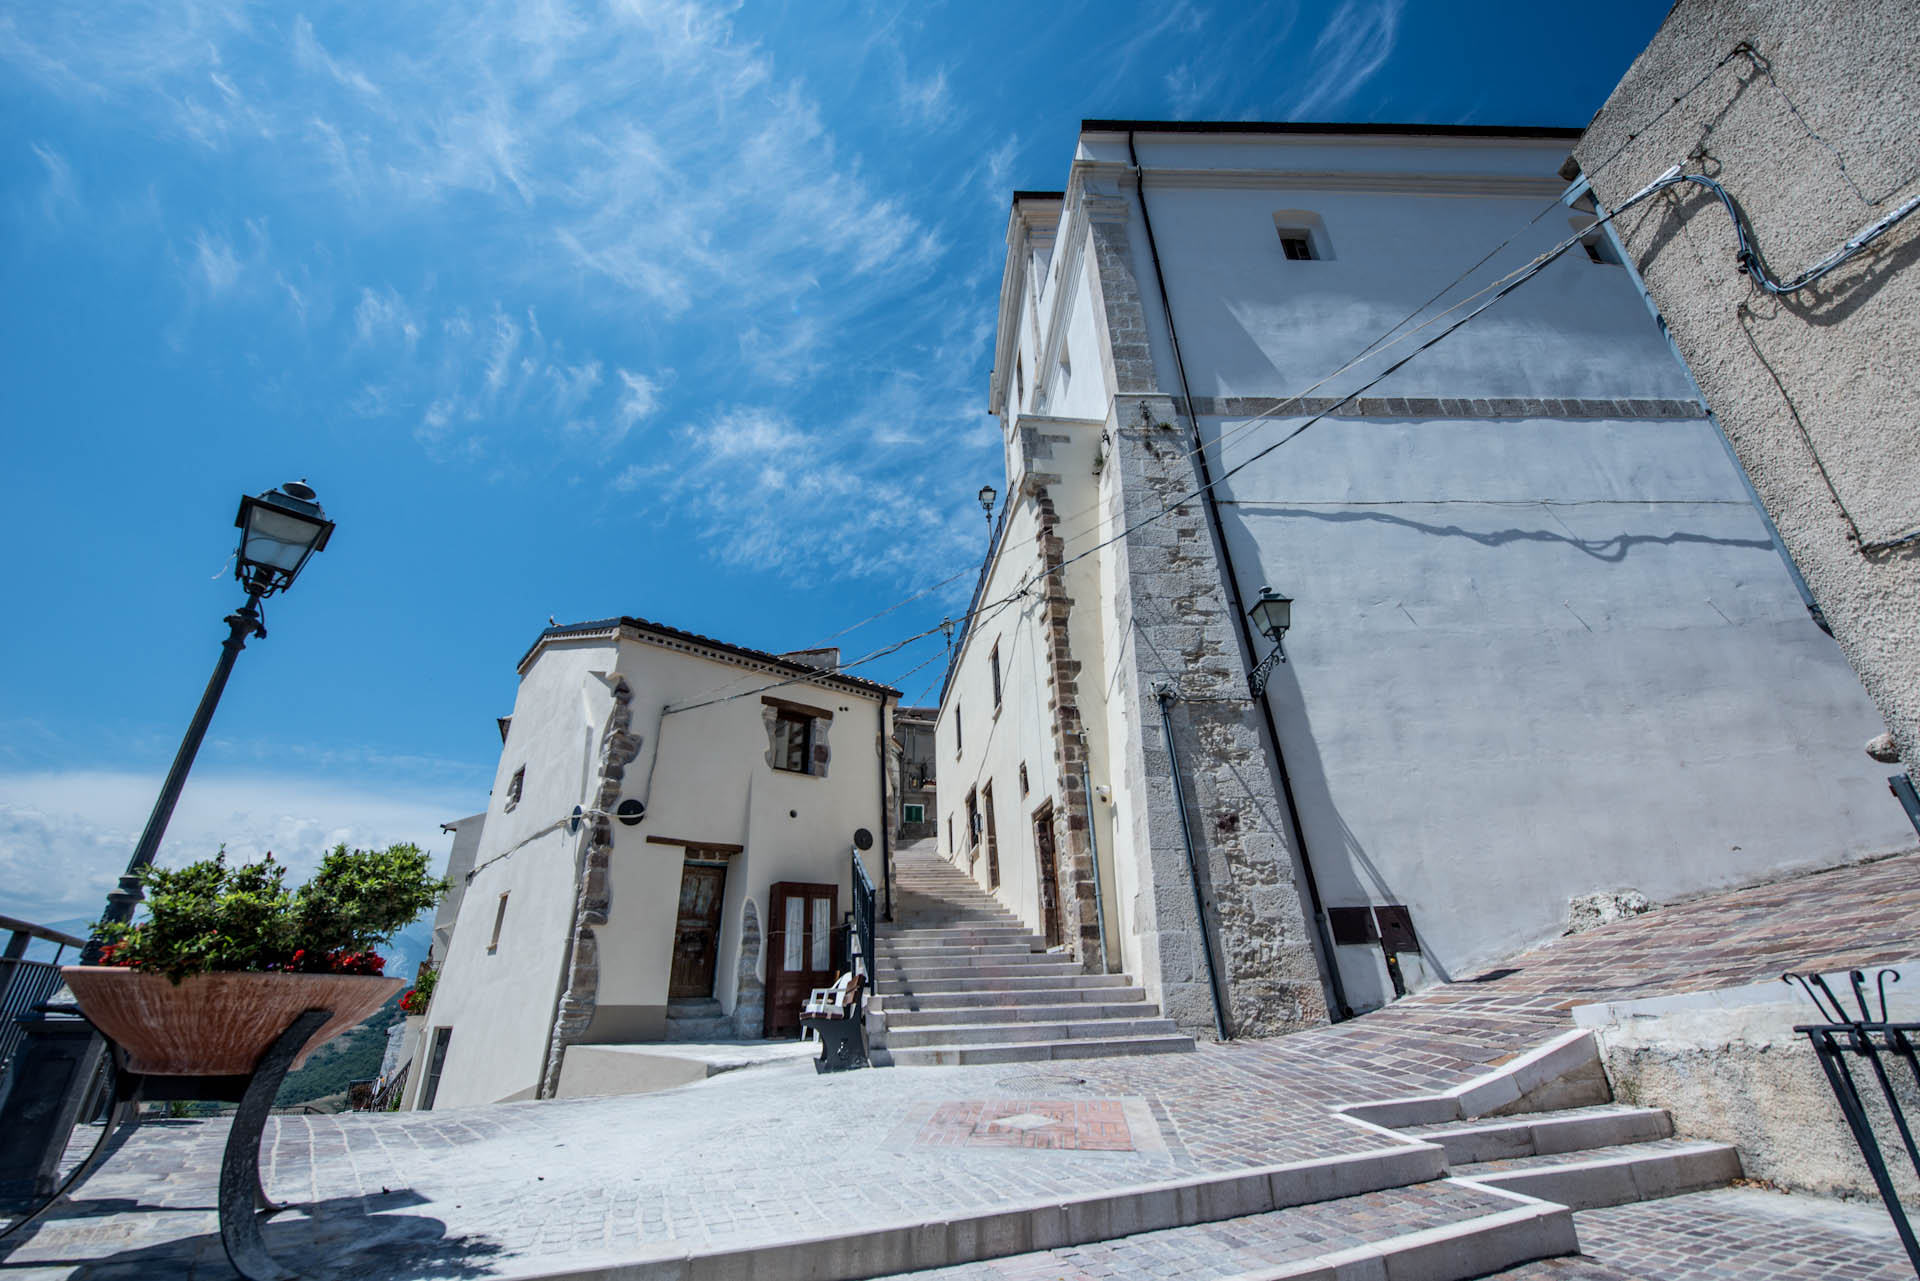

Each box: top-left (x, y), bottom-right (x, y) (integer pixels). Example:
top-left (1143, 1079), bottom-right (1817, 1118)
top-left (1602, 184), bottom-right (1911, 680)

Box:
top-left (413, 618), bottom-right (895, 1109)
top-left (941, 122), bottom-right (1911, 1032)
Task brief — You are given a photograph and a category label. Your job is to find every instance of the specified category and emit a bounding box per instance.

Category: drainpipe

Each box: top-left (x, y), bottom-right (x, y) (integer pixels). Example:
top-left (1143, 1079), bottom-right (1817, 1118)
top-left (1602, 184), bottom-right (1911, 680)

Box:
top-left (1157, 685), bottom-right (1231, 1040)
top-left (1075, 727), bottom-right (1110, 975)
top-left (1127, 130), bottom-right (1353, 1020)
top-left (878, 697), bottom-right (893, 921)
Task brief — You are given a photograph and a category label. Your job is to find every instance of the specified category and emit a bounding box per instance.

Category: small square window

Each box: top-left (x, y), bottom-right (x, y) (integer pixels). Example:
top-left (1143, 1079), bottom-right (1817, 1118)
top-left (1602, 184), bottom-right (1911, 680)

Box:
top-left (904, 803), bottom-right (926, 824)
top-left (503, 765), bottom-right (525, 812)
top-left (1278, 232), bottom-right (1315, 261)
top-left (771, 709), bottom-right (813, 773)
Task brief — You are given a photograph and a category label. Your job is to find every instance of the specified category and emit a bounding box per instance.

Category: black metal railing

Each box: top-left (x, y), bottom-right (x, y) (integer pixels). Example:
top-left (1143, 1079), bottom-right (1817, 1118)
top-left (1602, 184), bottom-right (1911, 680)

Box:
top-left (1785, 969), bottom-right (1920, 1274)
top-left (367, 1060), bottom-right (411, 1112)
top-left (1, 916), bottom-right (86, 1076)
top-left (851, 849), bottom-right (877, 1003)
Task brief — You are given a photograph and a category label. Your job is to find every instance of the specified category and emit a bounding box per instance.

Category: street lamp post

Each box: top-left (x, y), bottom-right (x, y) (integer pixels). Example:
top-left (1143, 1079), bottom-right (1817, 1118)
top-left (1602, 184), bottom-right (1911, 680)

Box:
top-left (85, 481), bottom-right (334, 953)
top-left (977, 484), bottom-right (997, 547)
top-left (3, 481), bottom-right (335, 1204)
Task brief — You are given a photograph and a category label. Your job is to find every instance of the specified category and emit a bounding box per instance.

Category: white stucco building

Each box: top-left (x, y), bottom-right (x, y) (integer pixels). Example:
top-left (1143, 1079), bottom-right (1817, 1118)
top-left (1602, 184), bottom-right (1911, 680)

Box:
top-left (411, 616), bottom-right (897, 1109)
top-left (938, 119), bottom-right (1912, 1038)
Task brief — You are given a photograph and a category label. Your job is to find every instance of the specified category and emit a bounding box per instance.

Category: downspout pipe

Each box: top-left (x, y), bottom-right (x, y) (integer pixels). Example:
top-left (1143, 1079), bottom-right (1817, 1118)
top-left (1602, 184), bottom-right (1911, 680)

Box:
top-left (1075, 727), bottom-right (1110, 975)
top-left (1127, 130), bottom-right (1353, 1021)
top-left (878, 697), bottom-right (894, 921)
top-left (1157, 686), bottom-right (1231, 1040)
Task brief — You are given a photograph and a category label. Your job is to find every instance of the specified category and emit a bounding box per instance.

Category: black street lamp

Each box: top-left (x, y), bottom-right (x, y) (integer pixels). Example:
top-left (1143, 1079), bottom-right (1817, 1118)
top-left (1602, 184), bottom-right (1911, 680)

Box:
top-left (86, 482), bottom-right (333, 955)
top-left (1247, 585), bottom-right (1293, 697)
top-left (978, 484), bottom-right (997, 546)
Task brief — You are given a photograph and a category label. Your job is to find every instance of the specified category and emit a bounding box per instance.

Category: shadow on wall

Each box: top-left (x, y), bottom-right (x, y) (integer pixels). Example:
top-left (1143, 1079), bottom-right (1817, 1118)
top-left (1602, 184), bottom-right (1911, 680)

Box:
top-left (1259, 658), bottom-right (1454, 1011)
top-left (1224, 504), bottom-right (1777, 563)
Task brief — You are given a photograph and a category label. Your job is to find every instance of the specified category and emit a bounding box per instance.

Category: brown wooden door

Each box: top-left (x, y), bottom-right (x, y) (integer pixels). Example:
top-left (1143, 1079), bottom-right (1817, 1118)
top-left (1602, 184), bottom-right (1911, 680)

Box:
top-left (765, 881), bottom-right (837, 1037)
top-left (670, 862), bottom-right (728, 998)
top-left (1033, 804), bottom-right (1062, 948)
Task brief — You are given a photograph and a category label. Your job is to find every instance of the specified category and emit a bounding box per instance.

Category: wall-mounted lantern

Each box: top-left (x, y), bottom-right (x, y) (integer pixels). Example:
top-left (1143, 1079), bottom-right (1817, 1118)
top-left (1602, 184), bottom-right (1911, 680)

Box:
top-left (1247, 586), bottom-right (1293, 697)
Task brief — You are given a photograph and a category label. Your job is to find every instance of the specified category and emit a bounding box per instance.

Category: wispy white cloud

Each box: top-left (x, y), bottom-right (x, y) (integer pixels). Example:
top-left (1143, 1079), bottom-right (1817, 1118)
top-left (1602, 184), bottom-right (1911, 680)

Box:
top-left (1289, 0), bottom-right (1403, 120)
top-left (0, 770), bottom-right (468, 925)
top-left (27, 141), bottom-right (79, 225)
top-left (354, 285), bottom-right (420, 349)
top-left (193, 228), bottom-right (242, 293)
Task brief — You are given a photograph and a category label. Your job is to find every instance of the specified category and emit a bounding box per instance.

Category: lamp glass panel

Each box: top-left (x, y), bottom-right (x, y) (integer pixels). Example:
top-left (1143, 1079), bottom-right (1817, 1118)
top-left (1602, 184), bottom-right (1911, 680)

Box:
top-left (242, 506), bottom-right (324, 572)
top-left (1251, 595), bottom-right (1291, 638)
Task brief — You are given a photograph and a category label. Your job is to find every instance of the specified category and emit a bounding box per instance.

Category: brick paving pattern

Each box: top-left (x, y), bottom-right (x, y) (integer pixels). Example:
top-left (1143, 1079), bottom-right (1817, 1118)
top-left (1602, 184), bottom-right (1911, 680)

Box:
top-left (880, 1181), bottom-right (1522, 1281)
top-left (1494, 1186), bottom-right (1913, 1280)
top-left (2, 851), bottom-right (1913, 1279)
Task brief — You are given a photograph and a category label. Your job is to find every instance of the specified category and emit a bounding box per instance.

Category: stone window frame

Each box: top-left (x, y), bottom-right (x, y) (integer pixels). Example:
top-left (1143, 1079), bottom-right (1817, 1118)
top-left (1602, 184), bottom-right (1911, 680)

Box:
top-left (762, 696), bottom-right (834, 779)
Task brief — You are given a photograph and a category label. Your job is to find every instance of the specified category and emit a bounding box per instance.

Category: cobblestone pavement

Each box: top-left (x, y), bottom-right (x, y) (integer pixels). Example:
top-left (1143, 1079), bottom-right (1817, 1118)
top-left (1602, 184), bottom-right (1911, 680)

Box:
top-left (1494, 1186), bottom-right (1913, 1280)
top-left (2, 852), bottom-right (1914, 1279)
top-left (874, 1181), bottom-right (1522, 1281)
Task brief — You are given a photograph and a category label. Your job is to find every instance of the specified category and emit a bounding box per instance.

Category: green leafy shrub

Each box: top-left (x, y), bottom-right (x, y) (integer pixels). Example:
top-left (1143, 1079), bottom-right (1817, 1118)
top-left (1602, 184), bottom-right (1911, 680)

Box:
top-left (399, 965), bottom-right (438, 1014)
top-left (97, 844), bottom-right (445, 983)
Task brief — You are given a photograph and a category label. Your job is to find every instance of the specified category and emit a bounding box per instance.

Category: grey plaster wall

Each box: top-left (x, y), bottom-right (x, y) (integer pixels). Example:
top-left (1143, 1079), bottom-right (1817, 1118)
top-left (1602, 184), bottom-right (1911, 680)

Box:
top-left (1576, 0), bottom-right (1920, 784)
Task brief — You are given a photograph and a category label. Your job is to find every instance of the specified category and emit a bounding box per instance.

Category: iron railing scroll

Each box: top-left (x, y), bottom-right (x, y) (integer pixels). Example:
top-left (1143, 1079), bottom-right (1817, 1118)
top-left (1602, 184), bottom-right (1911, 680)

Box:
top-left (1785, 968), bottom-right (1920, 1274)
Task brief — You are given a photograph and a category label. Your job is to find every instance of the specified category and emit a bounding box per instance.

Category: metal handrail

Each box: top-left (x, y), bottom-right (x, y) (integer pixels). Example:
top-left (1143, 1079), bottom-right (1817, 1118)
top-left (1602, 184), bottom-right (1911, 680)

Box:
top-left (1785, 969), bottom-right (1920, 1273)
top-left (0, 958), bottom-right (68, 1074)
top-left (850, 849), bottom-right (877, 1009)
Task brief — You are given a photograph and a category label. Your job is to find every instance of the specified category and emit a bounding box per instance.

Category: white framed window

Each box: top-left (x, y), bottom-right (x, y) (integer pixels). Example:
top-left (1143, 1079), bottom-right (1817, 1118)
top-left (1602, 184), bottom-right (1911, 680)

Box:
top-left (904, 803), bottom-right (926, 824)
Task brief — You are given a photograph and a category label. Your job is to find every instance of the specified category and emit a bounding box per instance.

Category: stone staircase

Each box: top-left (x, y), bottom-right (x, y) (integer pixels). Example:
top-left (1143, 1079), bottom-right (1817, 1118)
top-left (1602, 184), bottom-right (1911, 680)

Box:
top-left (871, 846), bottom-right (1196, 1065)
top-left (1416, 1103), bottom-right (1742, 1209)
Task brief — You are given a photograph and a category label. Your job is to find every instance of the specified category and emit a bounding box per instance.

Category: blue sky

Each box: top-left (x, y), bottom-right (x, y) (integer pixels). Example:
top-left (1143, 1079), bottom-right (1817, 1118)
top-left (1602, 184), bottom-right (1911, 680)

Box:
top-left (0, 0), bottom-right (1672, 925)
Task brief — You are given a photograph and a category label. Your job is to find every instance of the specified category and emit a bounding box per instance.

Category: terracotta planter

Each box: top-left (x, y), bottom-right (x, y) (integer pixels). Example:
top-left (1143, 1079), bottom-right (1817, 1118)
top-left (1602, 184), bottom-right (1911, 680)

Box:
top-left (61, 967), bottom-right (404, 1076)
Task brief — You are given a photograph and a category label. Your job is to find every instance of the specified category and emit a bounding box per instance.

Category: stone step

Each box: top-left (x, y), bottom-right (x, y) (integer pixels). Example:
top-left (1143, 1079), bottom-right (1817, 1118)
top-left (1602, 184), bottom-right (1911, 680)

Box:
top-left (883, 1016), bottom-right (1182, 1049)
top-left (866, 1179), bottom-right (1574, 1281)
top-left (877, 972), bottom-right (1135, 995)
top-left (878, 943), bottom-right (1039, 961)
top-left (1454, 1138), bottom-right (1742, 1210)
top-left (1405, 1104), bottom-right (1675, 1166)
top-left (878, 960), bottom-right (1086, 982)
top-left (881, 1000), bottom-right (1161, 1028)
top-left (877, 985), bottom-right (1149, 1011)
top-left (885, 1033), bottom-right (1197, 1066)
top-left (879, 924), bottom-right (1036, 940)
top-left (665, 998), bottom-right (722, 1019)
top-left (662, 1016), bottom-right (737, 1042)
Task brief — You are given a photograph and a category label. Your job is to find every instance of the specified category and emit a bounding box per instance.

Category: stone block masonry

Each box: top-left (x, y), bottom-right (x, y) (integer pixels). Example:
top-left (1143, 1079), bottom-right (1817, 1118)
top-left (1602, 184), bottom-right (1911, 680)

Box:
top-left (542, 675), bottom-right (640, 1097)
top-left (1085, 193), bottom-right (1329, 1038)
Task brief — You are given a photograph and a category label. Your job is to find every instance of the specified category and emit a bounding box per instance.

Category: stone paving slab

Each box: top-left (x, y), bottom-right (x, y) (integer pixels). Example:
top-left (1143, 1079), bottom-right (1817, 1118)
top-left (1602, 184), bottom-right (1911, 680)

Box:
top-left (3, 850), bottom-right (1914, 1280)
top-left (869, 1180), bottom-right (1526, 1281)
top-left (0, 1051), bottom-right (1423, 1280)
top-left (1493, 1186), bottom-right (1913, 1280)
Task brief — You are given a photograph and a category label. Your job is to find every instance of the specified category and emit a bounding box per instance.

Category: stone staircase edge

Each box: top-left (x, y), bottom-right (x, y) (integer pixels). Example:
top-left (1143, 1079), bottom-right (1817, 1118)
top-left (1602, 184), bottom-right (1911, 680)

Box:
top-left (492, 1142), bottom-right (1450, 1281)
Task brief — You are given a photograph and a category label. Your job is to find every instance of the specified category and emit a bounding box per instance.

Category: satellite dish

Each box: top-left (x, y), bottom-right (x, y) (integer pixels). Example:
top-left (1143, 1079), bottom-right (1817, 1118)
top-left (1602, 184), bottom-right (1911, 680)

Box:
top-left (853, 828), bottom-right (874, 851)
top-left (568, 805), bottom-right (585, 834)
top-left (616, 799), bottom-right (646, 827)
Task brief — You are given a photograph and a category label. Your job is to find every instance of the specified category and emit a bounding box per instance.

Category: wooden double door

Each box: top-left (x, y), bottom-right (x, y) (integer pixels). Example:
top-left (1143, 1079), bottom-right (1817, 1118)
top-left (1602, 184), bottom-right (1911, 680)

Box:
top-left (765, 881), bottom-right (837, 1037)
